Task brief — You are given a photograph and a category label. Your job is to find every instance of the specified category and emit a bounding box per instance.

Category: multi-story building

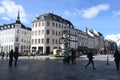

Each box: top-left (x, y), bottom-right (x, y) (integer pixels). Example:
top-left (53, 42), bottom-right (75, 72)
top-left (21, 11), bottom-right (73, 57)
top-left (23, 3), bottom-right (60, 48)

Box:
top-left (0, 12), bottom-right (31, 55)
top-left (31, 13), bottom-right (77, 54)
top-left (31, 12), bottom-right (106, 55)
top-left (77, 30), bottom-right (88, 47)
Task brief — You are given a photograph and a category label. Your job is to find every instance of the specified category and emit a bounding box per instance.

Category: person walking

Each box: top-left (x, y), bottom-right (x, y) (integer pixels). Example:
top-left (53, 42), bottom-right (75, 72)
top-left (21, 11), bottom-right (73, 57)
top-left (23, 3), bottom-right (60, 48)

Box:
top-left (70, 48), bottom-right (76, 64)
top-left (85, 50), bottom-right (96, 70)
top-left (14, 48), bottom-right (19, 66)
top-left (63, 50), bottom-right (70, 64)
top-left (114, 49), bottom-right (120, 70)
top-left (9, 49), bottom-right (14, 66)
top-left (1, 52), bottom-right (5, 60)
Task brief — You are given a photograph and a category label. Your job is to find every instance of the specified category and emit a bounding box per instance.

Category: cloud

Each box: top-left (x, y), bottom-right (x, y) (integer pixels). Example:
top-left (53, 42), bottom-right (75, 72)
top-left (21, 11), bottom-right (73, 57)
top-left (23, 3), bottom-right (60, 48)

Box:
top-left (0, 7), bottom-right (5, 13)
top-left (105, 34), bottom-right (120, 42)
top-left (113, 10), bottom-right (120, 16)
top-left (2, 16), bottom-right (10, 21)
top-left (105, 34), bottom-right (120, 46)
top-left (63, 10), bottom-right (77, 17)
top-left (0, 0), bottom-right (28, 23)
top-left (76, 4), bottom-right (110, 19)
top-left (64, 11), bottom-right (71, 16)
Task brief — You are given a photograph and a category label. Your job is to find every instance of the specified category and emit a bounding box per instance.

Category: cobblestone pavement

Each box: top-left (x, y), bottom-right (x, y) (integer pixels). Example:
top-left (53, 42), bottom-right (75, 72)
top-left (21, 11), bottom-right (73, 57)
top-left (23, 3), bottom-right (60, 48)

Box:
top-left (0, 55), bottom-right (120, 80)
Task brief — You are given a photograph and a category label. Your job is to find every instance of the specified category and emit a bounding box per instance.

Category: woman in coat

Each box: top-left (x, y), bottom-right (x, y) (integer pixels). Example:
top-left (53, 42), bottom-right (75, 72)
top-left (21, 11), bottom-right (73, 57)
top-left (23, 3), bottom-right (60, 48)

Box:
top-left (9, 49), bottom-right (14, 66)
top-left (114, 49), bottom-right (120, 70)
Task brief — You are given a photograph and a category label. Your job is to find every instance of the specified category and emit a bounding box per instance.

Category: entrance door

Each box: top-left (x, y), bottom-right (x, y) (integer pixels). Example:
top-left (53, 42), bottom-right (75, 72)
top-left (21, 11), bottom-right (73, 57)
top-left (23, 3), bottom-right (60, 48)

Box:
top-left (46, 46), bottom-right (50, 55)
top-left (38, 47), bottom-right (43, 55)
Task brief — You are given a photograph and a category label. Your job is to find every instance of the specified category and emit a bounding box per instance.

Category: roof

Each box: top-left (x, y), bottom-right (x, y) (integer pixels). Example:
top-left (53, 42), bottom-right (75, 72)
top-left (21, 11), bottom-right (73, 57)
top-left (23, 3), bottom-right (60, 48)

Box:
top-left (33, 12), bottom-right (74, 27)
top-left (0, 22), bottom-right (31, 31)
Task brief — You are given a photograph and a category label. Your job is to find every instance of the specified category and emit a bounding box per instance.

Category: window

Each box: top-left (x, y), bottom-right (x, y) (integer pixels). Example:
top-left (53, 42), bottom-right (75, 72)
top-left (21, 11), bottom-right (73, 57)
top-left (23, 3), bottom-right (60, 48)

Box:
top-left (39, 22), bottom-right (41, 27)
top-left (21, 39), bottom-right (23, 42)
top-left (59, 32), bottom-right (61, 36)
top-left (56, 23), bottom-right (58, 28)
top-left (38, 39), bottom-right (40, 44)
top-left (17, 29), bottom-right (19, 33)
top-left (35, 23), bottom-right (37, 27)
top-left (32, 23), bottom-right (34, 28)
top-left (42, 22), bottom-right (44, 26)
top-left (38, 30), bottom-right (40, 35)
top-left (47, 21), bottom-right (50, 26)
top-left (35, 31), bottom-right (37, 35)
top-left (62, 25), bottom-right (63, 29)
top-left (59, 24), bottom-right (60, 28)
top-left (46, 29), bottom-right (50, 35)
top-left (41, 30), bottom-right (44, 35)
top-left (35, 39), bottom-right (37, 44)
top-left (56, 31), bottom-right (58, 36)
top-left (46, 38), bottom-right (50, 44)
top-left (32, 31), bottom-right (34, 36)
top-left (24, 32), bottom-right (26, 35)
top-left (52, 30), bottom-right (54, 35)
top-left (52, 39), bottom-right (54, 44)
top-left (56, 39), bottom-right (57, 44)
top-left (41, 16), bottom-right (44, 19)
top-left (16, 37), bottom-right (19, 42)
top-left (32, 39), bottom-right (34, 44)
top-left (52, 22), bottom-right (54, 27)
top-left (42, 39), bottom-right (44, 43)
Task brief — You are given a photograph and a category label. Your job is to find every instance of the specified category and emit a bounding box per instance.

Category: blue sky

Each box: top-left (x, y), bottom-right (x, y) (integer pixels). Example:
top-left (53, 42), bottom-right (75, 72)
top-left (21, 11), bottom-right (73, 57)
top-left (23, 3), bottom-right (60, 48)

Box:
top-left (0, 0), bottom-right (120, 38)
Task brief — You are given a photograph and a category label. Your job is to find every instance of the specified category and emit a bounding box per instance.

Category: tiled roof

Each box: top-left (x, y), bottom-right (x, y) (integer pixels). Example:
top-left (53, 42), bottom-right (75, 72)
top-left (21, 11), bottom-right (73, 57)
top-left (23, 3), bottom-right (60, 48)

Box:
top-left (0, 22), bottom-right (31, 31)
top-left (33, 13), bottom-right (74, 26)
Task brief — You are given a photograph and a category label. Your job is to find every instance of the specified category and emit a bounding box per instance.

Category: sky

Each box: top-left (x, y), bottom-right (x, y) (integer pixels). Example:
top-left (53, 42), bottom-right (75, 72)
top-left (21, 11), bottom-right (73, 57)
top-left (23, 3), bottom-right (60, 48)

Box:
top-left (0, 0), bottom-right (120, 40)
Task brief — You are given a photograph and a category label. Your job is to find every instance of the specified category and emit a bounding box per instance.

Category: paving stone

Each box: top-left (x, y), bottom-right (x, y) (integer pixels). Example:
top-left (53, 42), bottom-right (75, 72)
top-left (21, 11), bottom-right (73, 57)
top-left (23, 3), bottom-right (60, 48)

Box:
top-left (0, 55), bottom-right (120, 80)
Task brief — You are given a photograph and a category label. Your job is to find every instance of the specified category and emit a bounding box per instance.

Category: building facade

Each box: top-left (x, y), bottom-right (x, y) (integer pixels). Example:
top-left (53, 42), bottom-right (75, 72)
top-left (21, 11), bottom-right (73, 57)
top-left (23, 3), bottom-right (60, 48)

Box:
top-left (0, 12), bottom-right (31, 55)
top-left (31, 13), bottom-right (78, 54)
top-left (31, 12), bottom-right (106, 55)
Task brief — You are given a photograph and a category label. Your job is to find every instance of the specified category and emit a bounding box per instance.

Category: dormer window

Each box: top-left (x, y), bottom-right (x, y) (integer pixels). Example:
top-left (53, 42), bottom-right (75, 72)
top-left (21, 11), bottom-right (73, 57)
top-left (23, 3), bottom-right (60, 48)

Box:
top-left (53, 16), bottom-right (56, 20)
top-left (12, 25), bottom-right (14, 28)
top-left (1, 27), bottom-right (3, 29)
top-left (4, 26), bottom-right (6, 29)
top-left (41, 16), bottom-right (44, 19)
top-left (60, 19), bottom-right (63, 22)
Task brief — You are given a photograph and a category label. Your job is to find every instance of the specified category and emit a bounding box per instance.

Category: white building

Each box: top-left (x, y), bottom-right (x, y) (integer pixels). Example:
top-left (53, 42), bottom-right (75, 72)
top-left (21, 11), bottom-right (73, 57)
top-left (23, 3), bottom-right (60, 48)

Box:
top-left (0, 12), bottom-right (31, 55)
top-left (31, 13), bottom-right (77, 54)
top-left (31, 12), bottom-right (105, 55)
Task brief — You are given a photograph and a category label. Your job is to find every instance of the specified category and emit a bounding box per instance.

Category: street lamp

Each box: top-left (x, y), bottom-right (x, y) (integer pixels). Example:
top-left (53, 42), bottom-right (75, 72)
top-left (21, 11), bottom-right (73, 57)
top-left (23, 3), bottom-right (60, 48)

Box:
top-left (106, 44), bottom-right (110, 65)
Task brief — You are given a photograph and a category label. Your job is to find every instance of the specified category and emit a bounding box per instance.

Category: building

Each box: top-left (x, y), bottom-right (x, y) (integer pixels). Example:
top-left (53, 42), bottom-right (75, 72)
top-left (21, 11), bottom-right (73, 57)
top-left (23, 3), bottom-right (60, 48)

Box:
top-left (0, 12), bottom-right (31, 55)
top-left (31, 12), bottom-right (106, 55)
top-left (31, 13), bottom-right (78, 54)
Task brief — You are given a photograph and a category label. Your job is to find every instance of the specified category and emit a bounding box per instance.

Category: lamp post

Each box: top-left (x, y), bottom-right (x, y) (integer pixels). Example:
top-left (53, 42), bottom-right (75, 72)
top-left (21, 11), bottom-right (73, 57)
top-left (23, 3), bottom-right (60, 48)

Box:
top-left (106, 43), bottom-right (110, 65)
top-left (106, 49), bottom-right (109, 65)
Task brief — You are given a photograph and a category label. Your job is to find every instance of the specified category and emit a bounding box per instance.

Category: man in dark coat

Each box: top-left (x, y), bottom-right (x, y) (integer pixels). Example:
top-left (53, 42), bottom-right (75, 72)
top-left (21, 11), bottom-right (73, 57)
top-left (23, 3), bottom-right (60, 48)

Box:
top-left (114, 49), bottom-right (120, 70)
top-left (85, 50), bottom-right (96, 70)
top-left (14, 49), bottom-right (19, 66)
top-left (9, 49), bottom-right (14, 66)
top-left (71, 48), bottom-right (76, 64)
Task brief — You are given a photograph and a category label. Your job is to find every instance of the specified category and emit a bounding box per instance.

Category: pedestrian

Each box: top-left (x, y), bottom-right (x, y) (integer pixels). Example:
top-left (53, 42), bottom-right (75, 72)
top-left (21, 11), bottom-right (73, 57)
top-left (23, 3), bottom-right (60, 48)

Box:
top-left (63, 50), bottom-right (70, 64)
top-left (9, 49), bottom-right (14, 66)
top-left (114, 49), bottom-right (120, 70)
top-left (1, 52), bottom-right (5, 60)
top-left (85, 50), bottom-right (96, 70)
top-left (6, 52), bottom-right (9, 59)
top-left (70, 48), bottom-right (76, 64)
top-left (28, 53), bottom-right (31, 57)
top-left (32, 52), bottom-right (35, 57)
top-left (14, 48), bottom-right (19, 66)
